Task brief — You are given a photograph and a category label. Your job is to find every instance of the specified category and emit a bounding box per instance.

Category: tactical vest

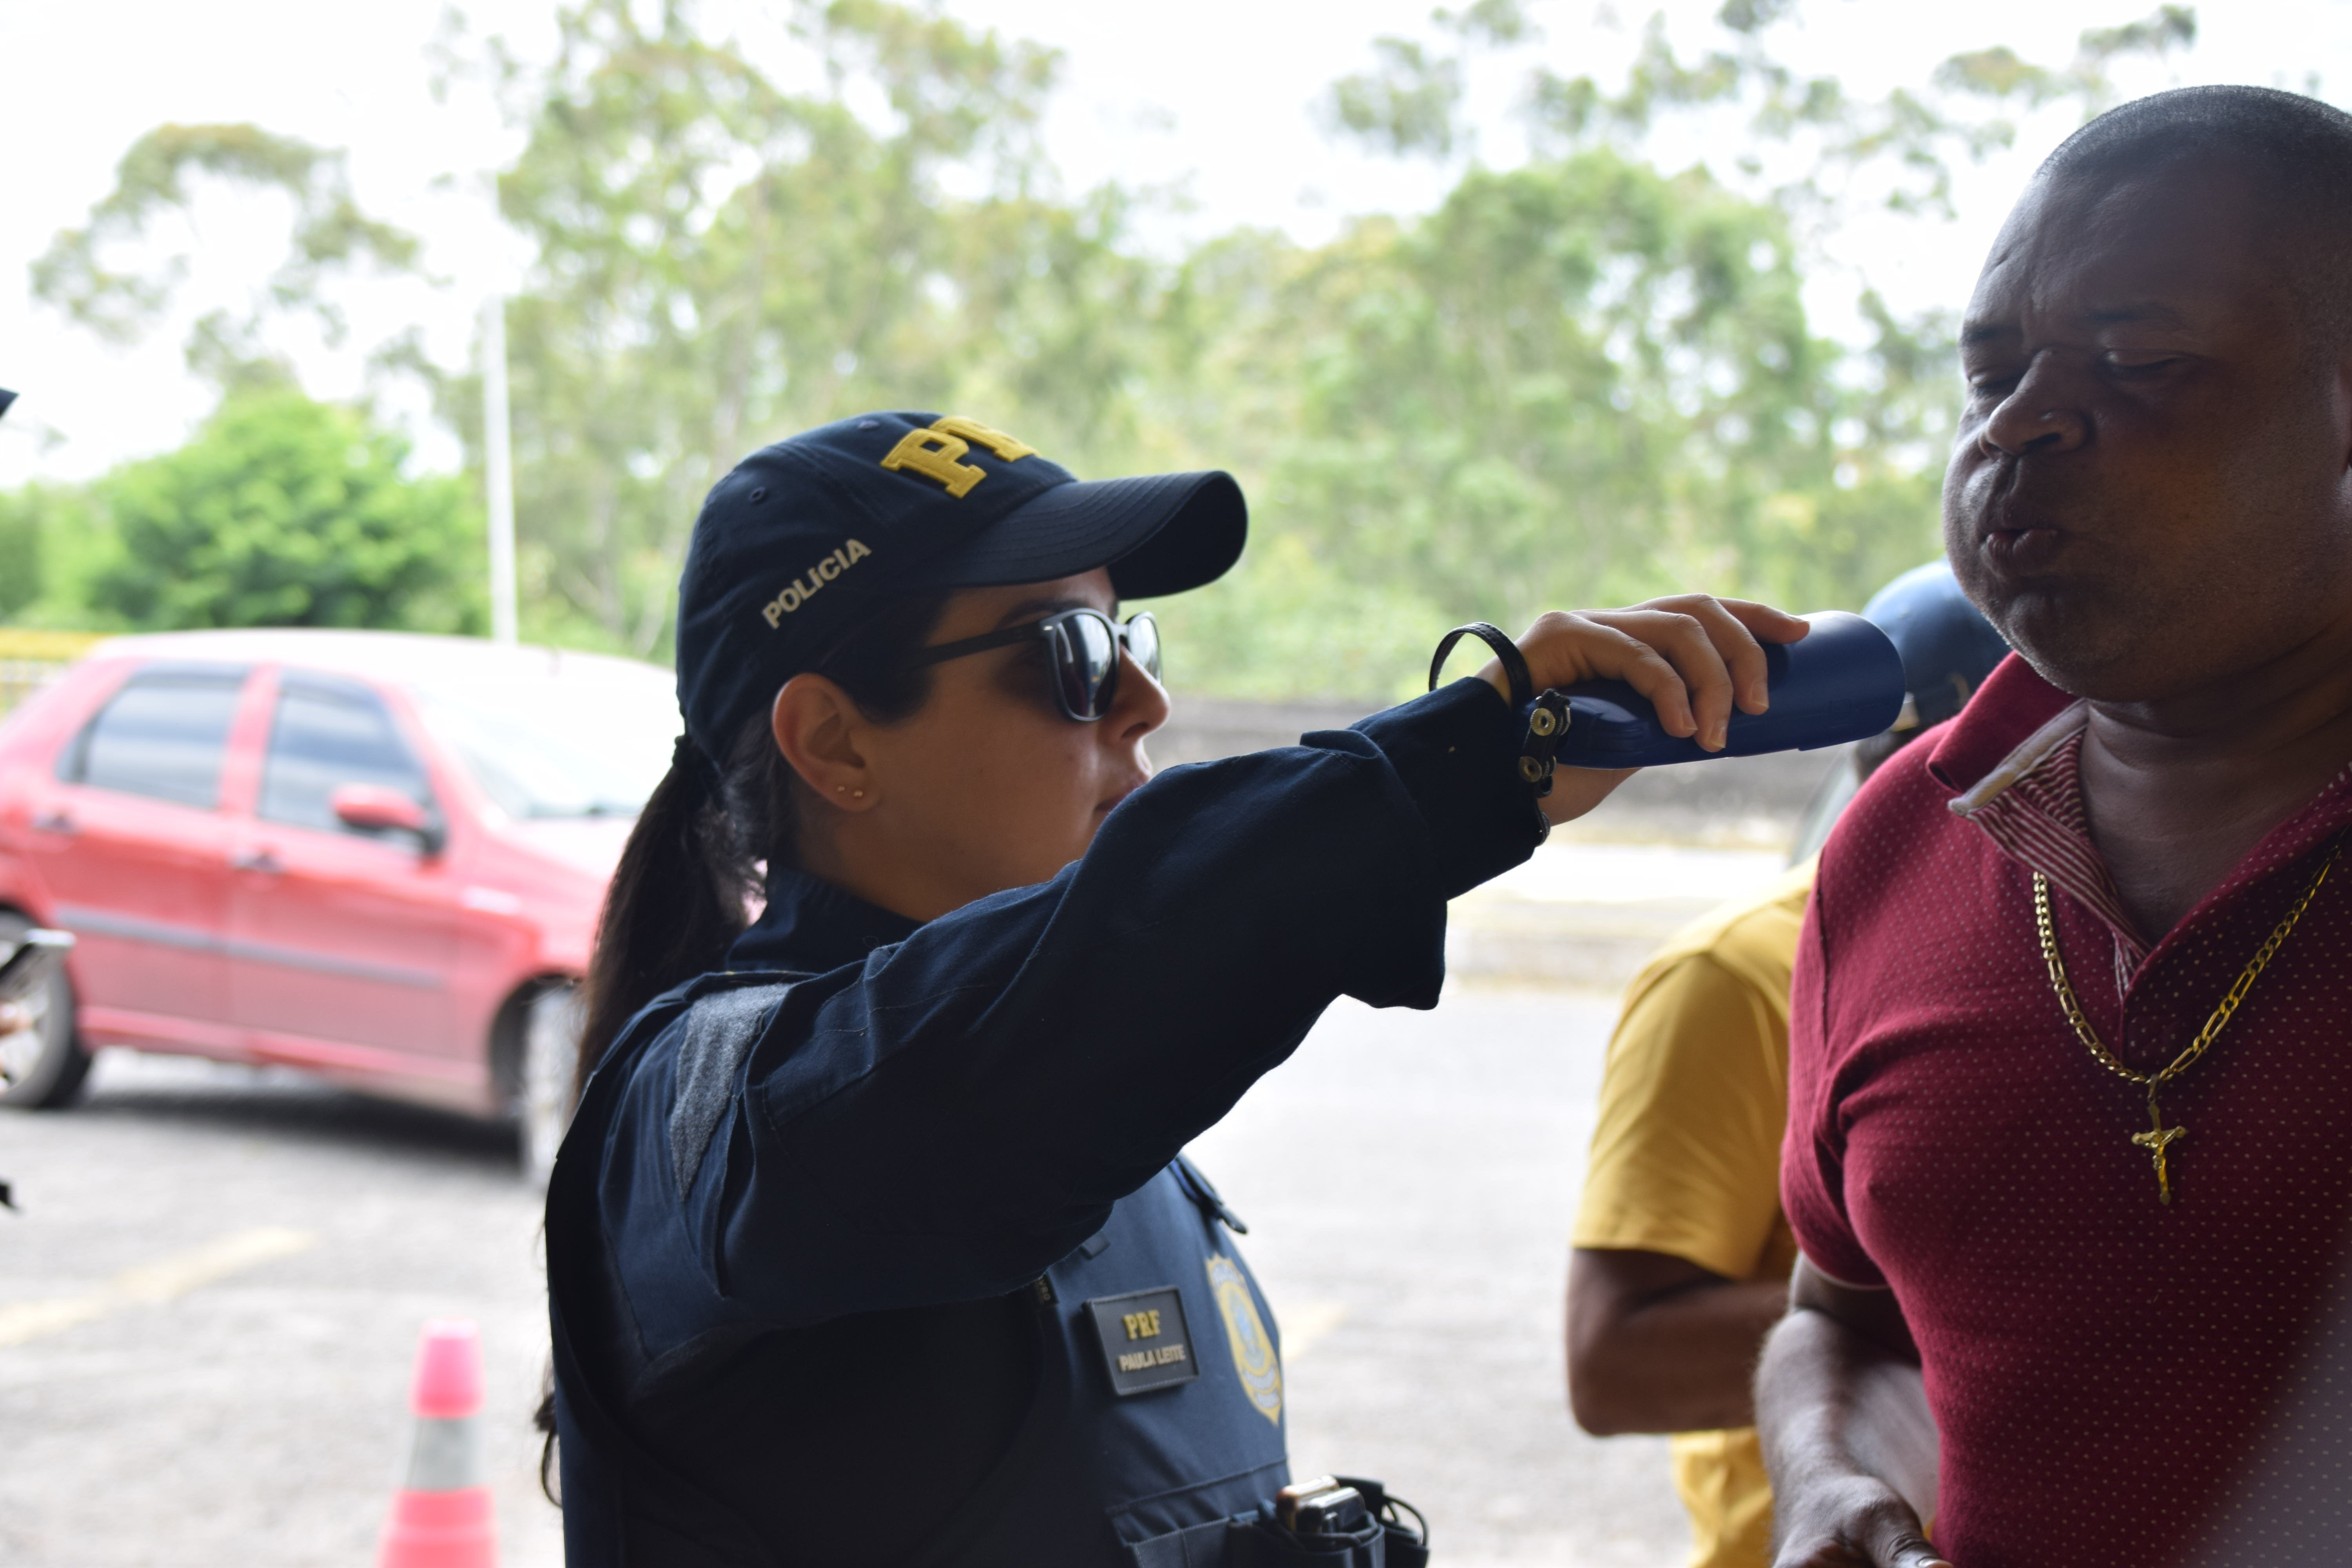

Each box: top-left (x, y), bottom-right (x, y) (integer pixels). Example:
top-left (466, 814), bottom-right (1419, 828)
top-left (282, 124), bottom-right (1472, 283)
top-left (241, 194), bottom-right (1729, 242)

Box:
top-left (548, 972), bottom-right (1426, 1567)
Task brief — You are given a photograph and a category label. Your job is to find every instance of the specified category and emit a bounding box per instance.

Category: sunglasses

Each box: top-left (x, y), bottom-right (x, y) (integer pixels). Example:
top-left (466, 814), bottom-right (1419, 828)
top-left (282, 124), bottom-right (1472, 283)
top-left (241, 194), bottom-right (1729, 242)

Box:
top-left (908, 608), bottom-right (1161, 722)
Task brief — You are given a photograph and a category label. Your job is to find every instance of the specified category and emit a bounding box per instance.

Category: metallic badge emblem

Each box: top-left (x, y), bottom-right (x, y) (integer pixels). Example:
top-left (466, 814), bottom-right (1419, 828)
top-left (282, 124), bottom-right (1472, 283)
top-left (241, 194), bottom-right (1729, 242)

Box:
top-left (1205, 1254), bottom-right (1282, 1425)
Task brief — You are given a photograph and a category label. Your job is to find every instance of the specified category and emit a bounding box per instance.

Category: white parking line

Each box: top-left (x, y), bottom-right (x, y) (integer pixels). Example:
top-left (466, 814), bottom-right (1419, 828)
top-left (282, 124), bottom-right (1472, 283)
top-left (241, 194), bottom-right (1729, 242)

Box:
top-left (1279, 1300), bottom-right (1348, 1360)
top-left (0, 1225), bottom-right (318, 1348)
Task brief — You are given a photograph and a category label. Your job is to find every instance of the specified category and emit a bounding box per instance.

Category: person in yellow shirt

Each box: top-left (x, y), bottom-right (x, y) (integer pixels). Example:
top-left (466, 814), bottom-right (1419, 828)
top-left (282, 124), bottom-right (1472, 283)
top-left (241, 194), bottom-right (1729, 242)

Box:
top-left (1563, 562), bottom-right (2007, 1568)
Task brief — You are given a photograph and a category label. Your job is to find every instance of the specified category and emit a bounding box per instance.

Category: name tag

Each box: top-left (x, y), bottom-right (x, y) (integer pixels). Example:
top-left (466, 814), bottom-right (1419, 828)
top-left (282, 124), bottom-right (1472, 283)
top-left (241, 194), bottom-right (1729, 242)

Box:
top-left (1083, 1287), bottom-right (1200, 1397)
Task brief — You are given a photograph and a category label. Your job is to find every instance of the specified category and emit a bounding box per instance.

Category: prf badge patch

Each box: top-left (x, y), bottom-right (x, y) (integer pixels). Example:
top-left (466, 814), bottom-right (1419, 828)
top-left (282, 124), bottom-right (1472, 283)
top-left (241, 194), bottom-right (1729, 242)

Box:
top-left (1206, 1255), bottom-right (1282, 1425)
top-left (1083, 1287), bottom-right (1199, 1397)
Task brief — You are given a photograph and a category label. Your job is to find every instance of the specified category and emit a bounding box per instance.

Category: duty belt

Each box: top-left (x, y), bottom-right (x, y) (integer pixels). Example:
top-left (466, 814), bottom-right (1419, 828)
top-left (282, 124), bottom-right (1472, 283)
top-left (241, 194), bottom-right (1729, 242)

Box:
top-left (1128, 1476), bottom-right (1429, 1568)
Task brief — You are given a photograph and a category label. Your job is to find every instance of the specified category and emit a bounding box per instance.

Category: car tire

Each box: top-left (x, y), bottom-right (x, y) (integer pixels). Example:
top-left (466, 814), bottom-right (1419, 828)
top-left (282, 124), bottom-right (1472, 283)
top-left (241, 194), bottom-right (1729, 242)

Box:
top-left (520, 982), bottom-right (584, 1189)
top-left (0, 913), bottom-right (92, 1111)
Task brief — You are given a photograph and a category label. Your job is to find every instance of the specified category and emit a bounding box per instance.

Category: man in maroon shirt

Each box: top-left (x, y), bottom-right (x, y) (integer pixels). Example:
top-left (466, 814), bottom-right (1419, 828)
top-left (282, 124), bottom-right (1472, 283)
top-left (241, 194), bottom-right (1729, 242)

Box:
top-left (1757, 86), bottom-right (2352, 1568)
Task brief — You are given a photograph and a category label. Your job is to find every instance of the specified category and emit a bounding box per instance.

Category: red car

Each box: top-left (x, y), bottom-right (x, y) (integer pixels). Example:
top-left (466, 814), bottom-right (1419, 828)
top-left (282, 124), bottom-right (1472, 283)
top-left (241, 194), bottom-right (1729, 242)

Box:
top-left (0, 629), bottom-right (678, 1178)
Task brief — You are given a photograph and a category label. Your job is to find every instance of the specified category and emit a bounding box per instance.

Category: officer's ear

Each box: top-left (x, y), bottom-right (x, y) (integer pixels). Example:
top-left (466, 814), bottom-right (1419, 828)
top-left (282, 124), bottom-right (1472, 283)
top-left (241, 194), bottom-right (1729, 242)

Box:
top-left (772, 675), bottom-right (878, 813)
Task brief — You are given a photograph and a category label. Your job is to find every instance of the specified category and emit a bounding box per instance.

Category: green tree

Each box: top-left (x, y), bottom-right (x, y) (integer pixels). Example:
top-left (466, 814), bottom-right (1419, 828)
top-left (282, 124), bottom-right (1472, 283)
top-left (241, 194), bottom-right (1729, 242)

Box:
top-left (442, 0), bottom-right (1176, 655)
top-left (0, 490), bottom-right (43, 621)
top-left (25, 0), bottom-right (2209, 701)
top-left (31, 122), bottom-right (420, 387)
top-left (1184, 1), bottom-right (2197, 698)
top-left (0, 483), bottom-right (121, 630)
top-left (90, 388), bottom-right (482, 633)
top-left (1143, 151), bottom-right (1935, 700)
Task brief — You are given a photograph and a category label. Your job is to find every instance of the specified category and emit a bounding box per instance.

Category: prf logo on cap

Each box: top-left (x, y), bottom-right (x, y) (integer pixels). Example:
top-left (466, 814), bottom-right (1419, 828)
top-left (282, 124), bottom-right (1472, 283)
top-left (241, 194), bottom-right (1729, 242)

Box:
top-left (757, 416), bottom-right (1040, 630)
top-left (879, 415), bottom-right (1037, 497)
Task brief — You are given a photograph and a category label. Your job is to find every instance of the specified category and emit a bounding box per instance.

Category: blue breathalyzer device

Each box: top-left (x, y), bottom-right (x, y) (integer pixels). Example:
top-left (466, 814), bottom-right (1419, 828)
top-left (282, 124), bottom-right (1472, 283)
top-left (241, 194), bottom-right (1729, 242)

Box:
top-left (1546, 610), bottom-right (1904, 769)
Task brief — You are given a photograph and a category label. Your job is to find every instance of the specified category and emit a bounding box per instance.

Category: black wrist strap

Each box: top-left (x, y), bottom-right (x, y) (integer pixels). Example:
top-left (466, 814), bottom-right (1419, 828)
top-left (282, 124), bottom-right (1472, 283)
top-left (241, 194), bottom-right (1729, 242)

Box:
top-left (1428, 622), bottom-right (1532, 705)
top-left (1428, 622), bottom-right (1573, 844)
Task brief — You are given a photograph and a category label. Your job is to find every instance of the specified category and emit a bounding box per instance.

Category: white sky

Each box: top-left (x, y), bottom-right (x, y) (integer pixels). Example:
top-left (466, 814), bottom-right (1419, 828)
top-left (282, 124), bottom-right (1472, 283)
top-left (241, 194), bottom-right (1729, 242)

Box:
top-left (3, 0), bottom-right (2349, 488)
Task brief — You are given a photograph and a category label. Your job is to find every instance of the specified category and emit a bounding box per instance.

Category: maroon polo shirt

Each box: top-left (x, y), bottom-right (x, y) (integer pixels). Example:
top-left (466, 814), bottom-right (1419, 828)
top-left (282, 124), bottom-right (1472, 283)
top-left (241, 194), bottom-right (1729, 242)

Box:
top-left (1784, 653), bottom-right (2352, 1568)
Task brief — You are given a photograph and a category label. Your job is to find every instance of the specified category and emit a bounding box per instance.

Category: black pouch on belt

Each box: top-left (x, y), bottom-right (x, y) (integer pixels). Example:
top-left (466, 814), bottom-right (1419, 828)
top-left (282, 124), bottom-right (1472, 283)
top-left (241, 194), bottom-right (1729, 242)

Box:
top-left (1127, 1475), bottom-right (1428, 1568)
top-left (1339, 1477), bottom-right (1428, 1568)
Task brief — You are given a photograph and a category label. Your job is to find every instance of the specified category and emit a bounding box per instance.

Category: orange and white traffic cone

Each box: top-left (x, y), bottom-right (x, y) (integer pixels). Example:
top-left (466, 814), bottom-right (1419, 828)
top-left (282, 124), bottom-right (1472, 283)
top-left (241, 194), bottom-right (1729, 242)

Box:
top-left (377, 1318), bottom-right (499, 1568)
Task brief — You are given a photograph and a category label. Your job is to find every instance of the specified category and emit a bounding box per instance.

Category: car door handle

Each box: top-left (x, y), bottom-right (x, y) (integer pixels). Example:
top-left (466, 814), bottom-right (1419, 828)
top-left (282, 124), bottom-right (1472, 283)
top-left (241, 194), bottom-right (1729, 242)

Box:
top-left (230, 848), bottom-right (284, 876)
top-left (30, 809), bottom-right (76, 837)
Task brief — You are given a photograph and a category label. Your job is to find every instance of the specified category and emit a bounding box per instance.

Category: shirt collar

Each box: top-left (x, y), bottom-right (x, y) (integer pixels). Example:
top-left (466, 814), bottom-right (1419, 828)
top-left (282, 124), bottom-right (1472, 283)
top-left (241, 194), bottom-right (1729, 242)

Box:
top-left (1945, 699), bottom-right (2090, 820)
top-left (1924, 652), bottom-right (2078, 801)
top-left (728, 863), bottom-right (921, 974)
top-left (1921, 647), bottom-right (2352, 973)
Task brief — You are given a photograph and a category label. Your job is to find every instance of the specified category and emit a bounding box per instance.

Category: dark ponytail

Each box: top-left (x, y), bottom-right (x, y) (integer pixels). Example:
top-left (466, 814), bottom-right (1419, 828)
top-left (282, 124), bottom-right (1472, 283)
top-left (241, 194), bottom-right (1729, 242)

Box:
top-left (572, 745), bottom-right (743, 1092)
top-left (539, 591), bottom-right (954, 1495)
top-left (539, 591), bottom-right (952, 1498)
top-left (574, 590), bottom-right (953, 1096)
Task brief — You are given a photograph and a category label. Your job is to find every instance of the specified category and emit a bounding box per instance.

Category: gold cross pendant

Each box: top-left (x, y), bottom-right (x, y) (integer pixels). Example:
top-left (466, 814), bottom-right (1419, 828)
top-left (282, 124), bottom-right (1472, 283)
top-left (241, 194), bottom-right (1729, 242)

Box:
top-left (2131, 1099), bottom-right (2185, 1205)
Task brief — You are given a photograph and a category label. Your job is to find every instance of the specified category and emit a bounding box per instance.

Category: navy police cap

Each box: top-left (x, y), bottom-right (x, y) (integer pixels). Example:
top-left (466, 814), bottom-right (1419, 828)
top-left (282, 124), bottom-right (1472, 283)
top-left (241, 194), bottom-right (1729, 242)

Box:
top-left (675, 411), bottom-right (1247, 757)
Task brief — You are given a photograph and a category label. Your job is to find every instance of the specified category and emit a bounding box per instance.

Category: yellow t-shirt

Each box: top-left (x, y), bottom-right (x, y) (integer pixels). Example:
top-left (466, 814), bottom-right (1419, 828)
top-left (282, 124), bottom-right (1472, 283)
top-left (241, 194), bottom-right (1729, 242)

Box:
top-left (1571, 859), bottom-right (1814, 1568)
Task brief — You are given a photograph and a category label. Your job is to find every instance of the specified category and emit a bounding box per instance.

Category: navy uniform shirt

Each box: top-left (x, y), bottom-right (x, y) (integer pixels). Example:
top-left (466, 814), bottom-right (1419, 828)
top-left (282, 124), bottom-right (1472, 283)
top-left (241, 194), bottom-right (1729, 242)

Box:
top-left (552, 679), bottom-right (1540, 1562)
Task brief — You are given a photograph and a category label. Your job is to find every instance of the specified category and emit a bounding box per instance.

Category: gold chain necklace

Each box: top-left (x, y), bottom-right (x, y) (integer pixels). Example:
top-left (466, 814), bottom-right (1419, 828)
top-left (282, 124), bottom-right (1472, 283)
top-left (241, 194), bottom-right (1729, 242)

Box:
top-left (2034, 841), bottom-right (2341, 1205)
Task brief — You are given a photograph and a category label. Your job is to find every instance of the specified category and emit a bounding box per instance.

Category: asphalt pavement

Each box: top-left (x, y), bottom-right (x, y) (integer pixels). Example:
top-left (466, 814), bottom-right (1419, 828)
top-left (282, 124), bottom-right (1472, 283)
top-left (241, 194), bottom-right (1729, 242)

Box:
top-left (0, 1050), bottom-right (564, 1567)
top-left (1189, 985), bottom-right (1695, 1567)
top-left (0, 851), bottom-right (1750, 1566)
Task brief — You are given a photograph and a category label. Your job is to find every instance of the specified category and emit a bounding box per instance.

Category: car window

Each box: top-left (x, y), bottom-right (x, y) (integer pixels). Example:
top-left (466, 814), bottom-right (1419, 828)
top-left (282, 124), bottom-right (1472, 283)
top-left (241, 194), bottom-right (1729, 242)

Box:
top-left (415, 694), bottom-right (661, 820)
top-left (64, 669), bottom-right (247, 809)
top-left (258, 677), bottom-right (435, 839)
top-left (410, 668), bottom-right (677, 820)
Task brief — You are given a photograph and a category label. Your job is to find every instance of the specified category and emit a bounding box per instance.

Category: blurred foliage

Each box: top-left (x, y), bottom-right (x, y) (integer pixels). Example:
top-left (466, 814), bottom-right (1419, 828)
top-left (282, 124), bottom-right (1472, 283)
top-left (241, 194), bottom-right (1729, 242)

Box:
top-left (442, 0), bottom-right (2019, 691)
top-left (1939, 6), bottom-right (2195, 112)
top-left (1328, 39), bottom-right (1468, 159)
top-left (1336, 1), bottom-right (2195, 221)
top-left (13, 1), bottom-right (2203, 699)
top-left (0, 490), bottom-right (41, 621)
top-left (0, 483), bottom-right (121, 631)
top-left (414, 0), bottom-right (1187, 655)
top-left (30, 122), bottom-right (421, 387)
top-left (49, 390), bottom-right (482, 634)
top-left (1178, 1), bottom-right (2189, 696)
top-left (1139, 163), bottom-right (1951, 697)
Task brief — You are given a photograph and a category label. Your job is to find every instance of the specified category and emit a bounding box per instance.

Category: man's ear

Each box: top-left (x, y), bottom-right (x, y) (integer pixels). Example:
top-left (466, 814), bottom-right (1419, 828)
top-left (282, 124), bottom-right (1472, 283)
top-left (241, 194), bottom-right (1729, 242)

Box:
top-left (771, 674), bottom-right (878, 811)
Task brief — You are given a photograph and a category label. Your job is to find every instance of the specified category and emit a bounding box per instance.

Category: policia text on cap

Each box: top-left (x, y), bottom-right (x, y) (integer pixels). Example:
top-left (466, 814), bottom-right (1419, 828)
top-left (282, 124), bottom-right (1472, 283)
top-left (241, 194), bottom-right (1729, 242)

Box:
top-left (541, 411), bottom-right (1809, 1568)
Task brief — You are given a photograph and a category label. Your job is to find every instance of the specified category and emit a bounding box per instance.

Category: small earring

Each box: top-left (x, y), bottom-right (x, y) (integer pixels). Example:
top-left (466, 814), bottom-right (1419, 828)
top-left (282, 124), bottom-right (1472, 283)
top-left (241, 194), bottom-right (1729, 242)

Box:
top-left (852, 789), bottom-right (866, 799)
top-left (834, 785), bottom-right (847, 793)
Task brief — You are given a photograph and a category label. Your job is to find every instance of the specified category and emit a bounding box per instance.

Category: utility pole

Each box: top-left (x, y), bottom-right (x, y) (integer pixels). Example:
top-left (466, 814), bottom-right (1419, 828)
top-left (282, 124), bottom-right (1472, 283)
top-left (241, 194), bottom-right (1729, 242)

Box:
top-left (482, 295), bottom-right (519, 646)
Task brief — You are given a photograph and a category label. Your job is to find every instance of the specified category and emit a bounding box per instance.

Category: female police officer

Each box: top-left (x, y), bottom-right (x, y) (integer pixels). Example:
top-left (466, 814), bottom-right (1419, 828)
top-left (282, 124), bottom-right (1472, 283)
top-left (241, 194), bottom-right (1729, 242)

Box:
top-left (544, 410), bottom-right (1802, 1567)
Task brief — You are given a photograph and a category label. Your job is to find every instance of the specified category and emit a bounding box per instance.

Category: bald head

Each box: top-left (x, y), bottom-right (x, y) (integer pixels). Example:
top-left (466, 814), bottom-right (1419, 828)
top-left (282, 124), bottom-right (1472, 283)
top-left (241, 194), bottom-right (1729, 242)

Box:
top-left (2041, 86), bottom-right (2352, 347)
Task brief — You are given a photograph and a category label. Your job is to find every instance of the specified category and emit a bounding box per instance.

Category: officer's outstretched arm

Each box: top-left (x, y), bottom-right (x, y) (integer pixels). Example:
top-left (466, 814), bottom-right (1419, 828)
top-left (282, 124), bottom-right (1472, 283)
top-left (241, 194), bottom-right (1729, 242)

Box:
top-left (608, 593), bottom-right (1811, 1332)
top-left (1472, 595), bottom-right (1810, 826)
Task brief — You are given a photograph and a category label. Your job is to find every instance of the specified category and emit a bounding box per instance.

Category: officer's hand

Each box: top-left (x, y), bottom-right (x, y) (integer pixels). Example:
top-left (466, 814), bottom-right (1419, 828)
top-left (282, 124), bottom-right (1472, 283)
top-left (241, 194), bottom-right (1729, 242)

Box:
top-left (1769, 1474), bottom-right (1950, 1568)
top-left (1481, 595), bottom-right (1809, 825)
top-left (0, 1003), bottom-right (28, 1037)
